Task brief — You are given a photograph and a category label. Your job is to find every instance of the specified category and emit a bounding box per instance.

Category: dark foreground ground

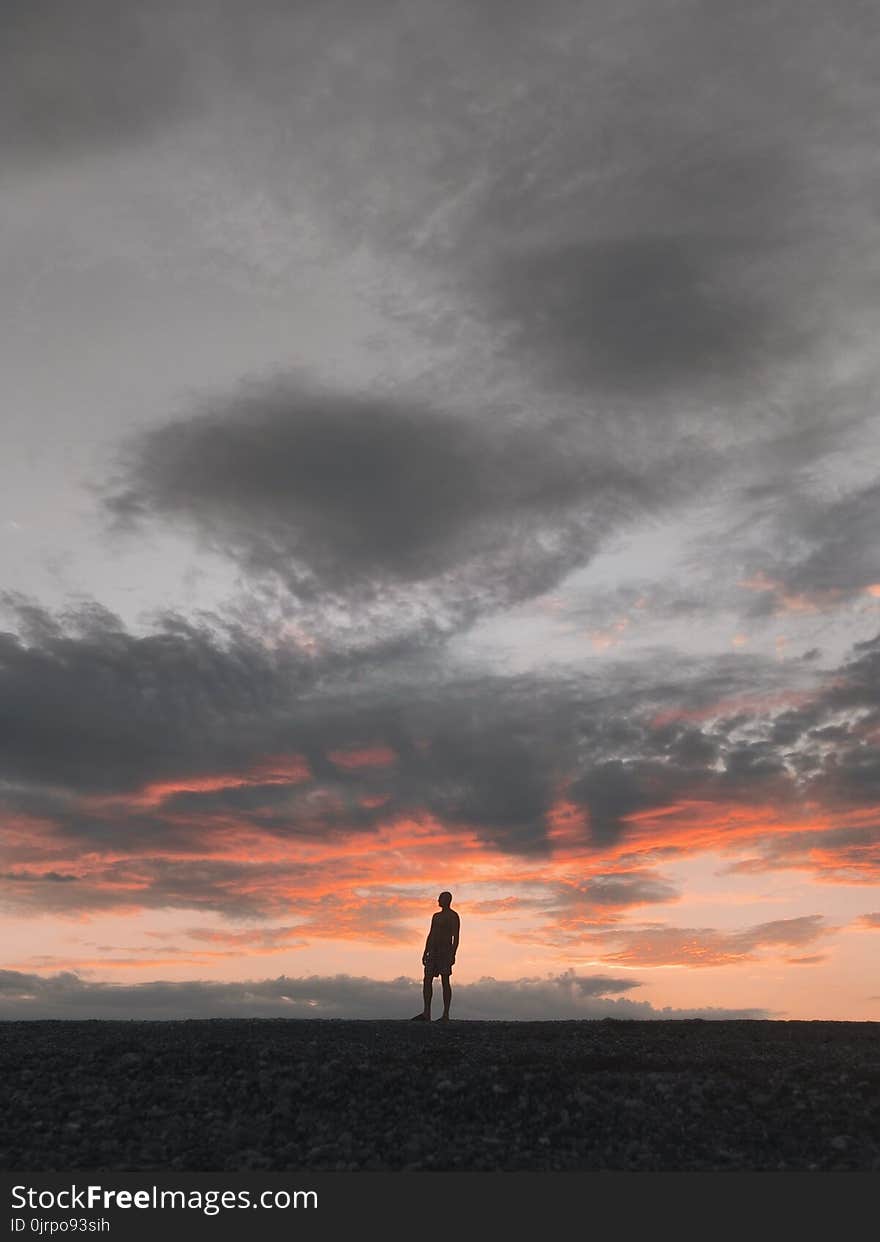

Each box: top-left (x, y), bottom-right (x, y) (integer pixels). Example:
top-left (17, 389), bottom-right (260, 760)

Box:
top-left (2, 1019), bottom-right (878, 1171)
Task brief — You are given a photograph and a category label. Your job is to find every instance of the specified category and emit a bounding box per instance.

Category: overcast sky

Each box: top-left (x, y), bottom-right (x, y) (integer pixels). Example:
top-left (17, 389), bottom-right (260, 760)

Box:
top-left (1, 0), bottom-right (878, 1020)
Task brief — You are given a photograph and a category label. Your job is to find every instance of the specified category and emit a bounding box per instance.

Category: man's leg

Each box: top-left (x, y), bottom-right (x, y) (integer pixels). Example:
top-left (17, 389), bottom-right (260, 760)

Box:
top-left (411, 968), bottom-right (434, 1020)
top-left (440, 972), bottom-right (452, 1020)
top-left (422, 970), bottom-right (433, 1019)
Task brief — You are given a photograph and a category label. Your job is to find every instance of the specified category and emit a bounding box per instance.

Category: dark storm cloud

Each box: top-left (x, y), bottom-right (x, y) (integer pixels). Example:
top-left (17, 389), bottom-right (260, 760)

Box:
top-left (85, 1), bottom-right (880, 656)
top-left (392, 690), bottom-right (578, 855)
top-left (0, 591), bottom-right (315, 794)
top-left (0, 594), bottom-right (590, 864)
top-left (567, 761), bottom-right (658, 849)
top-left (59, 0), bottom-right (877, 682)
top-left (767, 481), bottom-right (880, 606)
top-left (196, 0), bottom-right (876, 371)
top-left (0, 968), bottom-right (769, 1020)
top-left (0, 593), bottom-right (592, 870)
top-left (0, 594), bottom-right (798, 819)
top-left (724, 474), bottom-right (880, 626)
top-left (783, 633), bottom-right (880, 819)
top-left (101, 375), bottom-right (697, 649)
top-left (484, 232), bottom-right (786, 397)
top-left (175, 646), bottom-right (804, 859)
top-left (2, 589), bottom-right (878, 920)
top-left (1, 1), bottom-right (195, 162)
top-left (408, 2), bottom-right (879, 401)
top-left (11, 0), bottom-right (877, 410)
top-left (104, 379), bottom-right (625, 589)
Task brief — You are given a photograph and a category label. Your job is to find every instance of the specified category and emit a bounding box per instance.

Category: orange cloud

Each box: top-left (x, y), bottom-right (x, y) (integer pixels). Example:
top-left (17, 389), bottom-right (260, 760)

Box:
top-left (328, 746), bottom-right (397, 770)
top-left (851, 912), bottom-right (880, 930)
top-left (552, 914), bottom-right (828, 967)
top-left (739, 571), bottom-right (846, 614)
top-left (4, 744), bottom-right (878, 959)
top-left (588, 617), bottom-right (629, 650)
top-left (81, 753), bottom-right (312, 814)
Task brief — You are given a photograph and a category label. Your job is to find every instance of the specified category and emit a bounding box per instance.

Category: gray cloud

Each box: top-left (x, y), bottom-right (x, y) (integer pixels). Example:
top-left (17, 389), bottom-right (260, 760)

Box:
top-left (99, 369), bottom-right (871, 668)
top-left (102, 382), bottom-right (599, 584)
top-left (568, 870), bottom-right (679, 910)
top-left (741, 480), bottom-right (880, 612)
top-left (387, 3), bottom-right (878, 404)
top-left (0, 857), bottom-right (313, 921)
top-left (2, 594), bottom-right (878, 921)
top-left (567, 761), bottom-right (658, 850)
top-left (1, 1), bottom-right (196, 163)
top-left (3, 1), bottom-right (879, 1023)
top-left (83, 1), bottom-right (880, 658)
top-left (0, 968), bottom-right (770, 1020)
top-left (0, 591), bottom-right (313, 795)
top-left (484, 233), bottom-right (788, 398)
top-left (100, 375), bottom-right (686, 650)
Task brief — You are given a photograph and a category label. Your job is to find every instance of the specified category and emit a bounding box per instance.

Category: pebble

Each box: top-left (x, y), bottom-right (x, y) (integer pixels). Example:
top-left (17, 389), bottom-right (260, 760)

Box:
top-left (2, 1018), bottom-right (877, 1172)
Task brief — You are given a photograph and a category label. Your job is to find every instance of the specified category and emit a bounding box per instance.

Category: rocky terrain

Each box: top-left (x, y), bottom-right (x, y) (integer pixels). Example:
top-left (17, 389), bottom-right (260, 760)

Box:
top-left (2, 1018), bottom-right (877, 1171)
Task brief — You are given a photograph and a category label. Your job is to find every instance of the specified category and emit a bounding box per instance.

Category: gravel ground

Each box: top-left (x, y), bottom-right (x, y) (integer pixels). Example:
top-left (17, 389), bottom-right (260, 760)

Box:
top-left (2, 1018), bottom-right (878, 1171)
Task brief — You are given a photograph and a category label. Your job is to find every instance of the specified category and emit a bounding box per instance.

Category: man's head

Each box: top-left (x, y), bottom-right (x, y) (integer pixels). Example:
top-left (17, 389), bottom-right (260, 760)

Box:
top-left (438, 891), bottom-right (452, 908)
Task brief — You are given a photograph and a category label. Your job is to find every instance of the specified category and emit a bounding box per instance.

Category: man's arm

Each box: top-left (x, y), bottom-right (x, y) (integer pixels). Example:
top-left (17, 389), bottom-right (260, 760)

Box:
top-left (451, 912), bottom-right (460, 961)
top-left (422, 913), bottom-right (438, 962)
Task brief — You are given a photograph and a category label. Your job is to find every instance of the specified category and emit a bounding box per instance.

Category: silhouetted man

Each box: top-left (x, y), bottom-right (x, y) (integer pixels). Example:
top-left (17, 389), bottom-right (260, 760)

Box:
top-left (411, 891), bottom-right (460, 1022)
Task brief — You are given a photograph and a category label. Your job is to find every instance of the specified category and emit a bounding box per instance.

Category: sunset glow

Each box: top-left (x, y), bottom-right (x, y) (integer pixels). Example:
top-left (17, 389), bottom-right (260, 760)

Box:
top-left (2, 0), bottom-right (879, 1023)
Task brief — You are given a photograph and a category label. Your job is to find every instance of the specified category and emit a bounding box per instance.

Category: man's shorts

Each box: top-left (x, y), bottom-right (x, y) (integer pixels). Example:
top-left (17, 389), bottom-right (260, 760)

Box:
top-left (423, 949), bottom-right (454, 978)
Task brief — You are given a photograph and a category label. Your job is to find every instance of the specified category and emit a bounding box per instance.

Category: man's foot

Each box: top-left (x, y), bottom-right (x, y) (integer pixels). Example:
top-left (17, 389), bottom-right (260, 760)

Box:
top-left (410, 1012), bottom-right (430, 1021)
top-left (437, 1014), bottom-right (451, 1023)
